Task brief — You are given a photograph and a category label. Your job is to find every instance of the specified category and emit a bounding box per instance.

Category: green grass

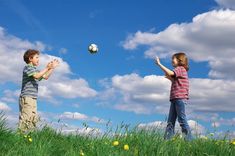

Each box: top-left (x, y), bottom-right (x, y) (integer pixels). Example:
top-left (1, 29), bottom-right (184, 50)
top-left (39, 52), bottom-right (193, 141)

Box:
top-left (0, 113), bottom-right (235, 156)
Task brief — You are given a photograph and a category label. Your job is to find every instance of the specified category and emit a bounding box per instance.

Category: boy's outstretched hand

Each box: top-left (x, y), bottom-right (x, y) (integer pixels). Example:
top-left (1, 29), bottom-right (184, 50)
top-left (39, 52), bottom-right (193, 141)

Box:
top-left (46, 62), bottom-right (53, 69)
top-left (52, 59), bottom-right (60, 69)
top-left (42, 59), bottom-right (60, 80)
top-left (155, 57), bottom-right (161, 66)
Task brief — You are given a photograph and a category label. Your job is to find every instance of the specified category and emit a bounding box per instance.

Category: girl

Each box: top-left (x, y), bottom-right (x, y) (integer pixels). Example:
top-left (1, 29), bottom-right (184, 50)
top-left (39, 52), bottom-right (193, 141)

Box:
top-left (155, 52), bottom-right (192, 141)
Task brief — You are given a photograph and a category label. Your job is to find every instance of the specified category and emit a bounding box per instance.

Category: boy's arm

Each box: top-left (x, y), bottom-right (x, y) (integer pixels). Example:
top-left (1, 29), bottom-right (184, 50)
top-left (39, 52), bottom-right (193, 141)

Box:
top-left (155, 57), bottom-right (174, 76)
top-left (33, 62), bottom-right (53, 80)
top-left (33, 67), bottom-right (50, 80)
top-left (42, 69), bottom-right (54, 80)
top-left (42, 59), bottom-right (60, 80)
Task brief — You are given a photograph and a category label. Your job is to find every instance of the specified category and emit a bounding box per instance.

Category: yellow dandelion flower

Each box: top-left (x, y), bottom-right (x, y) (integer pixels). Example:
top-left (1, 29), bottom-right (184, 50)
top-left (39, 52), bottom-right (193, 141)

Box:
top-left (232, 141), bottom-right (235, 145)
top-left (113, 141), bottom-right (119, 146)
top-left (80, 150), bottom-right (85, 156)
top-left (124, 144), bottom-right (129, 151)
top-left (172, 137), bottom-right (177, 141)
top-left (28, 138), bottom-right (33, 142)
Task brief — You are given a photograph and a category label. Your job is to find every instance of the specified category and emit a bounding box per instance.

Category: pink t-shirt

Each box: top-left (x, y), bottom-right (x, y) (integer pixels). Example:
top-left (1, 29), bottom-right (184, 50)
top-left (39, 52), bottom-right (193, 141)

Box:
top-left (170, 66), bottom-right (189, 101)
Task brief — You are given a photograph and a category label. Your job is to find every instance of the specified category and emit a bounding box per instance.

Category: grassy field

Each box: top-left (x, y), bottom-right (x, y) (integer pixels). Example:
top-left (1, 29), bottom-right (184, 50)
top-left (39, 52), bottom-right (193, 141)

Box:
top-left (1, 113), bottom-right (235, 156)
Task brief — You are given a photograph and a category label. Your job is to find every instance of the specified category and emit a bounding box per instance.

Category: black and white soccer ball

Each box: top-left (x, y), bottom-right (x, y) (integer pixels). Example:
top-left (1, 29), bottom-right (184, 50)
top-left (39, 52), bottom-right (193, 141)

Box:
top-left (88, 44), bottom-right (98, 54)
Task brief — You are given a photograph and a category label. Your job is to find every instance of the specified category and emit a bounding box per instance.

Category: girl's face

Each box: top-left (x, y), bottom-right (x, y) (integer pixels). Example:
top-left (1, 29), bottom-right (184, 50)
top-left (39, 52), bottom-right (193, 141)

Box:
top-left (29, 54), bottom-right (39, 66)
top-left (172, 56), bottom-right (178, 67)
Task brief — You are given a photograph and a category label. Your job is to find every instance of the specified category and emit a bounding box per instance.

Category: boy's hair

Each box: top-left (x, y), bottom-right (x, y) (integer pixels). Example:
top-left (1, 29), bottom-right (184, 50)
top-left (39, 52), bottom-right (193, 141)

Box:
top-left (172, 52), bottom-right (189, 71)
top-left (23, 49), bottom-right (40, 64)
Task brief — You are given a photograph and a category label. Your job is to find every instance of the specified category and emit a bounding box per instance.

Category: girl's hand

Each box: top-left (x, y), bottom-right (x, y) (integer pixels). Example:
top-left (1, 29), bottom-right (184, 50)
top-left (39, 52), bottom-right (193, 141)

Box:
top-left (155, 57), bottom-right (161, 66)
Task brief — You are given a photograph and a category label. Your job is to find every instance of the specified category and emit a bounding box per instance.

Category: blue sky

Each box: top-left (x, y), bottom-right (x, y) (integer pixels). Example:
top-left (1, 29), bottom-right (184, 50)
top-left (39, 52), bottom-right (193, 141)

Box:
top-left (0, 0), bottom-right (235, 136)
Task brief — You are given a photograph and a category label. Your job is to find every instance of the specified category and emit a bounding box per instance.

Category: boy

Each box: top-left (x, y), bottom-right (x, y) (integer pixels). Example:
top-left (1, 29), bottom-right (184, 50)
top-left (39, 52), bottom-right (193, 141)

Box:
top-left (19, 49), bottom-right (59, 132)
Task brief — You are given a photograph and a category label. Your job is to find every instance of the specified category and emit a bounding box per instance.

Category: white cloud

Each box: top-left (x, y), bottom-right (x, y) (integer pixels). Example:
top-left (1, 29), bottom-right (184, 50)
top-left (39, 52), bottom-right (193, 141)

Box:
top-left (0, 101), bottom-right (11, 111)
top-left (209, 116), bottom-right (235, 128)
top-left (37, 111), bottom-right (104, 136)
top-left (60, 112), bottom-right (106, 124)
top-left (0, 26), bottom-right (97, 102)
top-left (211, 122), bottom-right (220, 128)
top-left (122, 10), bottom-right (235, 79)
top-left (109, 73), bottom-right (170, 114)
top-left (1, 112), bottom-right (19, 130)
top-left (72, 103), bottom-right (80, 108)
top-left (114, 103), bottom-right (154, 115)
top-left (189, 78), bottom-right (235, 112)
top-left (98, 74), bottom-right (169, 114)
top-left (45, 78), bottom-right (97, 99)
top-left (58, 48), bottom-right (67, 55)
top-left (215, 0), bottom-right (235, 9)
top-left (100, 73), bottom-right (235, 115)
top-left (138, 120), bottom-right (205, 135)
top-left (0, 90), bottom-right (20, 103)
top-left (61, 126), bottom-right (102, 136)
top-left (112, 73), bottom-right (170, 103)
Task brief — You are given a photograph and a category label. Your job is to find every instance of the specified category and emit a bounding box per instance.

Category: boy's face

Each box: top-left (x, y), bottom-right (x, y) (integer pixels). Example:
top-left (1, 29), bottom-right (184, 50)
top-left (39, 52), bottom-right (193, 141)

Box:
top-left (172, 57), bottom-right (178, 67)
top-left (29, 54), bottom-right (39, 66)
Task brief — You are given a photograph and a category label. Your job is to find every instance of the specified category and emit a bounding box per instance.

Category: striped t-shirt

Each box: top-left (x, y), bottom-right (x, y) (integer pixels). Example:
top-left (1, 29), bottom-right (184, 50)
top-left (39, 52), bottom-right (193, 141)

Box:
top-left (20, 64), bottom-right (42, 98)
top-left (170, 66), bottom-right (189, 101)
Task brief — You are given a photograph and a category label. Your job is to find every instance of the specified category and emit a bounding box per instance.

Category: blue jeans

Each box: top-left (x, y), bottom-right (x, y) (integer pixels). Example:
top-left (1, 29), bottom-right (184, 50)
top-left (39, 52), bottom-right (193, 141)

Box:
top-left (164, 99), bottom-right (192, 141)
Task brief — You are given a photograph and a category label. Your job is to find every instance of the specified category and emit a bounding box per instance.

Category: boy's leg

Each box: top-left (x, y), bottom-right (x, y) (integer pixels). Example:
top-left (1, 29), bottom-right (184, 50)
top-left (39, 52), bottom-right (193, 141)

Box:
top-left (19, 96), bottom-right (31, 132)
top-left (175, 99), bottom-right (192, 141)
top-left (164, 101), bottom-right (177, 140)
top-left (18, 96), bottom-right (36, 132)
top-left (31, 98), bottom-right (38, 128)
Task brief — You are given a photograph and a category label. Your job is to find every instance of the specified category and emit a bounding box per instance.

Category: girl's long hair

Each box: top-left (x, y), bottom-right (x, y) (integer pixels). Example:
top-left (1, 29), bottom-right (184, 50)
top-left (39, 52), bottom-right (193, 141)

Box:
top-left (172, 52), bottom-right (189, 71)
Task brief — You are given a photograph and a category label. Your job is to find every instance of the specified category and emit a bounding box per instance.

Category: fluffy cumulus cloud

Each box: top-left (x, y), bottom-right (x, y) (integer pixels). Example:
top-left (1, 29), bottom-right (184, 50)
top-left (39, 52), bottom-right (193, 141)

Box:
top-left (122, 10), bottom-right (235, 79)
top-left (61, 126), bottom-right (102, 135)
top-left (0, 26), bottom-right (97, 103)
top-left (39, 111), bottom-right (103, 135)
top-left (58, 48), bottom-right (67, 55)
top-left (99, 73), bottom-right (235, 115)
top-left (0, 90), bottom-right (20, 103)
top-left (189, 78), bottom-right (235, 112)
top-left (110, 74), bottom-right (170, 114)
top-left (60, 112), bottom-right (106, 124)
top-left (215, 0), bottom-right (235, 9)
top-left (0, 101), bottom-right (11, 111)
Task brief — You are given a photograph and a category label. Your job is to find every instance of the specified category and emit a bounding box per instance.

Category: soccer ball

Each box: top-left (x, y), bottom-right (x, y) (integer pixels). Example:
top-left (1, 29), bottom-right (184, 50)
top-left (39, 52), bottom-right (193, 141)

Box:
top-left (88, 44), bottom-right (98, 54)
